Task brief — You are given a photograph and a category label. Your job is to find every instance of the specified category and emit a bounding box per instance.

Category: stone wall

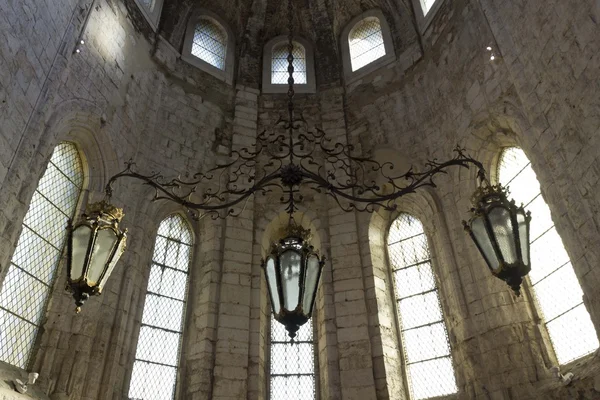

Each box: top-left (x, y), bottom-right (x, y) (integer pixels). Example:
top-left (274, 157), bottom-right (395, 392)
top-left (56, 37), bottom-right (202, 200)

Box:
top-left (0, 0), bottom-right (599, 399)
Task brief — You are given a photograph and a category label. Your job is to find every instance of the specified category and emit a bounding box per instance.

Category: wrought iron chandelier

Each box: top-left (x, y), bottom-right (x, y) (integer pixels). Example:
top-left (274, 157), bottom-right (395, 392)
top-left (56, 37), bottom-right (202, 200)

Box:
top-left (66, 0), bottom-right (531, 337)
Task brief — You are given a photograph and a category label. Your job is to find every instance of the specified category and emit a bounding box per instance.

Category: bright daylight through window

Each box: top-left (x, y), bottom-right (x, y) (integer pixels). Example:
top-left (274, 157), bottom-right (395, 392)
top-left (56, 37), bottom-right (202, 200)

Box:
top-left (128, 215), bottom-right (192, 400)
top-left (0, 142), bottom-right (83, 369)
top-left (498, 147), bottom-right (598, 364)
top-left (420, 0), bottom-right (437, 15)
top-left (270, 318), bottom-right (316, 400)
top-left (348, 17), bottom-right (386, 72)
top-left (272, 42), bottom-right (307, 85)
top-left (191, 19), bottom-right (227, 70)
top-left (388, 214), bottom-right (457, 400)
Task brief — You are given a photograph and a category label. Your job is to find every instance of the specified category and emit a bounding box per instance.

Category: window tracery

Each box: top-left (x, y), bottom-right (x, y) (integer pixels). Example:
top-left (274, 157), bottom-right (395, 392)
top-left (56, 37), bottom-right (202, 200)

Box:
top-left (387, 213), bottom-right (457, 400)
top-left (497, 147), bottom-right (598, 364)
top-left (128, 214), bottom-right (193, 400)
top-left (269, 317), bottom-right (316, 400)
top-left (0, 142), bottom-right (84, 369)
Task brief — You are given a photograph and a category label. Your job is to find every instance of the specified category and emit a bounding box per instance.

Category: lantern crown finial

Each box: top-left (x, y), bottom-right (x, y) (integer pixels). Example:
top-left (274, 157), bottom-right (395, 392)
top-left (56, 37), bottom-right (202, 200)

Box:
top-left (86, 200), bottom-right (125, 223)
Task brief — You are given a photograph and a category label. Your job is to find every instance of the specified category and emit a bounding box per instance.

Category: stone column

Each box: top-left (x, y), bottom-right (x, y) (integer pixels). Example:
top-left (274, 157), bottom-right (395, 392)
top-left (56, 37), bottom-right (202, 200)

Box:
top-left (210, 85), bottom-right (259, 399)
top-left (321, 88), bottom-right (378, 400)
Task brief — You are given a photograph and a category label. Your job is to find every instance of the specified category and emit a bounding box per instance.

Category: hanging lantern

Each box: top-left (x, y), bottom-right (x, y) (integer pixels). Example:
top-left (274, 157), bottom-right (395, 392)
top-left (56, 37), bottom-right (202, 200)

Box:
top-left (463, 181), bottom-right (531, 295)
top-left (66, 200), bottom-right (127, 312)
top-left (262, 224), bottom-right (325, 339)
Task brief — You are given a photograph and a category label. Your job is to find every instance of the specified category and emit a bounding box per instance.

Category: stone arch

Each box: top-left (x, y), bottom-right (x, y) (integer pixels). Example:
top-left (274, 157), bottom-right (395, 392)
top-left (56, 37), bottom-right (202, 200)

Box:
top-left (361, 145), bottom-right (474, 399)
top-left (46, 99), bottom-right (120, 197)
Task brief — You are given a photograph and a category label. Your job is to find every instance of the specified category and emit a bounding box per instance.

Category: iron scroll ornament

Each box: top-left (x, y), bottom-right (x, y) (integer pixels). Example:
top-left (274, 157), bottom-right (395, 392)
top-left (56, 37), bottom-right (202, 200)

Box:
top-left (103, 138), bottom-right (489, 221)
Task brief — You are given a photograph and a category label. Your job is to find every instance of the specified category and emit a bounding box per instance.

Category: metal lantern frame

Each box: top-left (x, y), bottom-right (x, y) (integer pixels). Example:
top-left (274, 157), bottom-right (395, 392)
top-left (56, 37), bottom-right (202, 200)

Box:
top-left (463, 182), bottom-right (532, 295)
top-left (262, 224), bottom-right (325, 339)
top-left (66, 200), bottom-right (127, 312)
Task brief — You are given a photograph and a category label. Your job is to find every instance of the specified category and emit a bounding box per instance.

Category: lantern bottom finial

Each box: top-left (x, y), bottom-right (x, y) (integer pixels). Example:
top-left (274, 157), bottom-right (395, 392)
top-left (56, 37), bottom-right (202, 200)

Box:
top-left (506, 275), bottom-right (523, 297)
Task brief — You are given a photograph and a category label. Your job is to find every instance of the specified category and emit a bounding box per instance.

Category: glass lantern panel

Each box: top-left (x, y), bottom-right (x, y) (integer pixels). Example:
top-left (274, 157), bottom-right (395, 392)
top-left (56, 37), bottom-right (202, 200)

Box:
top-left (516, 211), bottom-right (530, 266)
top-left (489, 207), bottom-right (518, 264)
top-left (70, 225), bottom-right (92, 281)
top-left (280, 250), bottom-right (302, 311)
top-left (99, 237), bottom-right (126, 289)
top-left (471, 217), bottom-right (499, 270)
top-left (302, 255), bottom-right (321, 315)
top-left (266, 257), bottom-right (281, 315)
top-left (88, 228), bottom-right (118, 284)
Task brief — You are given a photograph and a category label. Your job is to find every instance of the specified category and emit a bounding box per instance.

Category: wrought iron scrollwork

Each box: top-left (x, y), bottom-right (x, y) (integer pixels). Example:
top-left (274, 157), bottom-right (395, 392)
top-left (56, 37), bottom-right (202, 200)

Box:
top-left (103, 0), bottom-right (487, 220)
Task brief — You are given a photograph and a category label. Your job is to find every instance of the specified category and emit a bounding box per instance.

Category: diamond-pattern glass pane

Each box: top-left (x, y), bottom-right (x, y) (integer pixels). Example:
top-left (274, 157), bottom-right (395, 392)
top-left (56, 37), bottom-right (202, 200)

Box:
top-left (270, 318), bottom-right (316, 400)
top-left (129, 360), bottom-right (177, 400)
top-left (498, 147), bottom-right (598, 364)
top-left (271, 43), bottom-right (307, 85)
top-left (191, 19), bottom-right (227, 70)
top-left (348, 18), bottom-right (386, 71)
top-left (129, 215), bottom-right (192, 400)
top-left (387, 213), bottom-right (457, 400)
top-left (0, 142), bottom-right (83, 369)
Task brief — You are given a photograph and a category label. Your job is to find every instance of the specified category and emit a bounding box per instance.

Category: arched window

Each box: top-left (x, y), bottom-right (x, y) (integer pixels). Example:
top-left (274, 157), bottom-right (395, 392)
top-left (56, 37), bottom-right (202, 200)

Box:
top-left (271, 42), bottom-right (307, 85)
top-left (270, 318), bottom-right (316, 400)
top-left (348, 18), bottom-right (386, 71)
top-left (128, 214), bottom-right (193, 400)
top-left (0, 142), bottom-right (84, 368)
top-left (182, 12), bottom-right (235, 84)
top-left (387, 213), bottom-right (457, 400)
top-left (191, 18), bottom-right (227, 70)
top-left (497, 147), bottom-right (598, 364)
top-left (341, 10), bottom-right (395, 83)
top-left (134, 0), bottom-right (163, 30)
top-left (262, 36), bottom-right (316, 94)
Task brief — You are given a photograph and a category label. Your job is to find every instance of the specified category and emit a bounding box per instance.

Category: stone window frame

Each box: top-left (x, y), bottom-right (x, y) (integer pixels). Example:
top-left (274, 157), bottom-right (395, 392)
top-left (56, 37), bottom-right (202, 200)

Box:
top-left (384, 211), bottom-right (458, 400)
top-left (133, 0), bottom-right (164, 31)
top-left (0, 141), bottom-right (89, 370)
top-left (266, 313), bottom-right (320, 400)
top-left (411, 0), bottom-right (446, 34)
top-left (341, 9), bottom-right (396, 84)
top-left (127, 212), bottom-right (195, 400)
top-left (262, 35), bottom-right (316, 94)
top-left (181, 10), bottom-right (236, 85)
top-left (493, 146), bottom-right (599, 365)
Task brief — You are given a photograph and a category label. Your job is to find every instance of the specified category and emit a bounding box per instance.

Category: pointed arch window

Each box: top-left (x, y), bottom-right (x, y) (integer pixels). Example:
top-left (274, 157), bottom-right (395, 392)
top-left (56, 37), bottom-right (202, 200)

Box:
top-left (387, 213), bottom-right (457, 400)
top-left (0, 142), bottom-right (84, 369)
top-left (497, 147), bottom-right (598, 364)
top-left (269, 318), bottom-right (316, 400)
top-left (128, 214), bottom-right (193, 400)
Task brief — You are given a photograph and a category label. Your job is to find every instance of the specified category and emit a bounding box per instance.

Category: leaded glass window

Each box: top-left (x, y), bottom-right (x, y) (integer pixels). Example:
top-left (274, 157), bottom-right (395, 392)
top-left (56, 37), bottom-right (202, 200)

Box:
top-left (271, 42), bottom-right (307, 85)
top-left (0, 142), bottom-right (84, 369)
top-left (191, 18), bottom-right (227, 70)
top-left (270, 318), bottom-right (316, 400)
top-left (387, 214), bottom-right (457, 400)
top-left (128, 214), bottom-right (192, 400)
top-left (348, 17), bottom-right (386, 72)
top-left (497, 147), bottom-right (598, 364)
